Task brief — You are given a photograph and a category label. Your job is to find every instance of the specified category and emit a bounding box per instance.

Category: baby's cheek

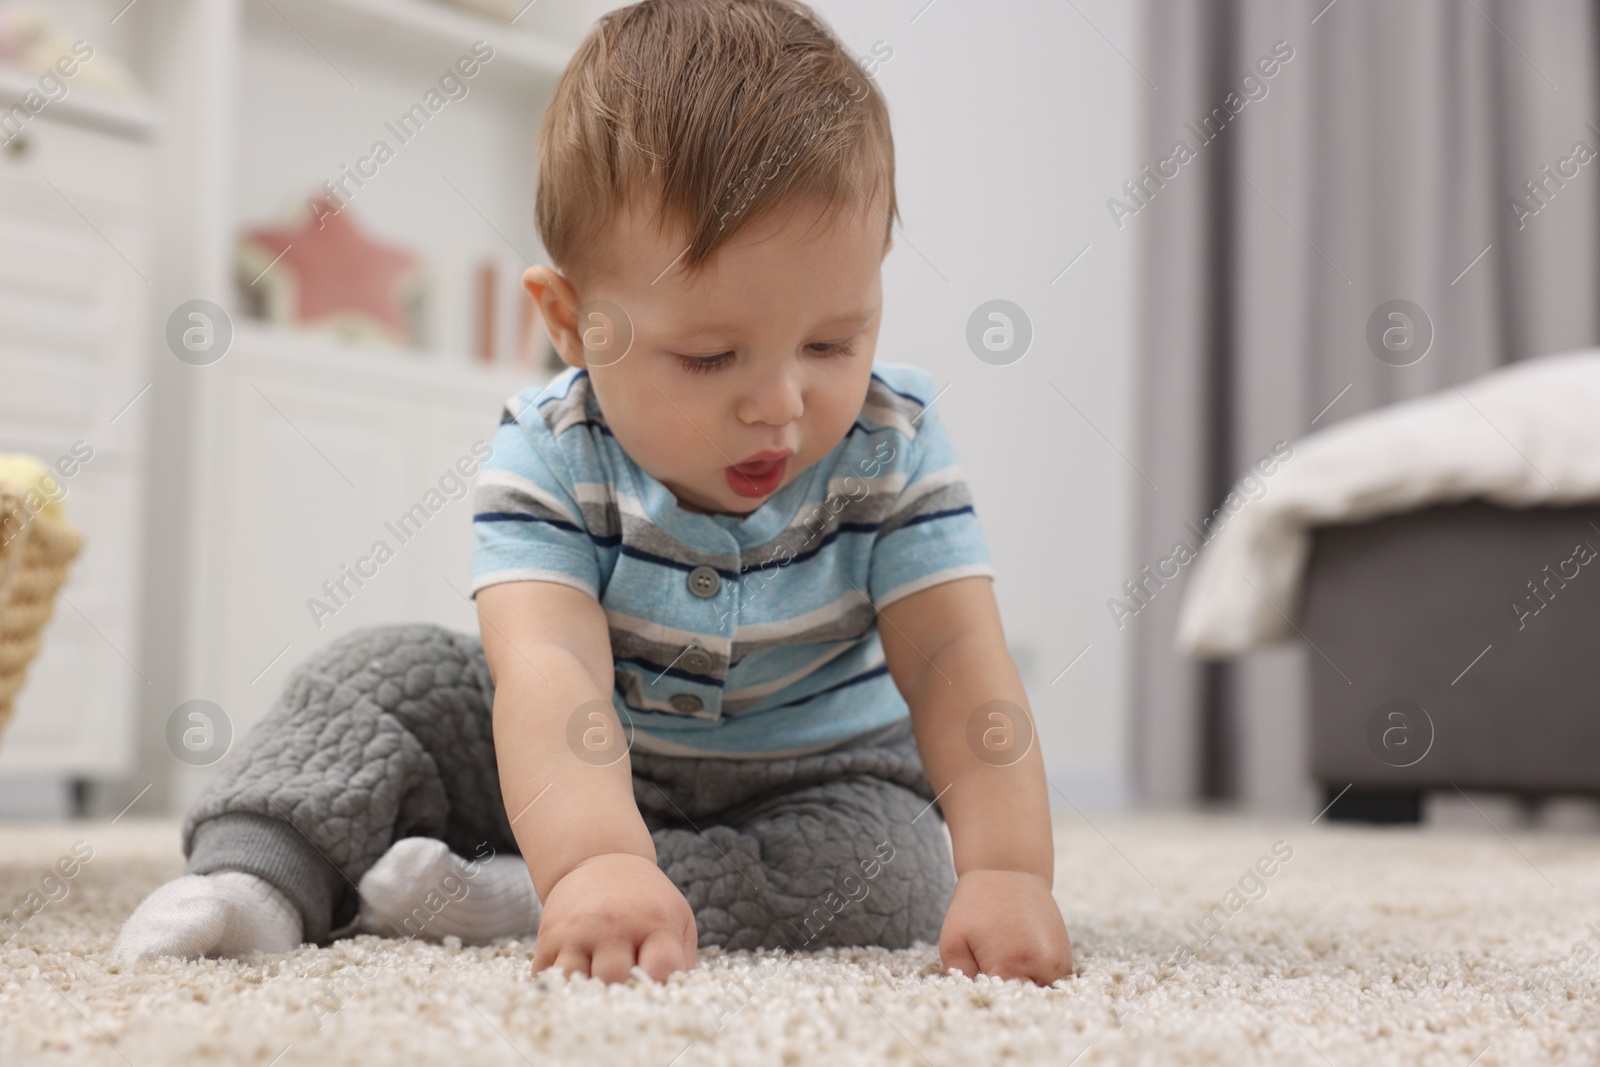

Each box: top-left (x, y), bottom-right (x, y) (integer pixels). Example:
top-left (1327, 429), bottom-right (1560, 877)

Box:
top-left (806, 407), bottom-right (862, 460)
top-left (613, 408), bottom-right (686, 472)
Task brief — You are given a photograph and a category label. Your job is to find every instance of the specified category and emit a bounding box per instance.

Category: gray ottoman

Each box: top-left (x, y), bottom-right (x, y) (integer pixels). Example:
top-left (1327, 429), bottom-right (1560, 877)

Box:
top-left (1301, 501), bottom-right (1600, 821)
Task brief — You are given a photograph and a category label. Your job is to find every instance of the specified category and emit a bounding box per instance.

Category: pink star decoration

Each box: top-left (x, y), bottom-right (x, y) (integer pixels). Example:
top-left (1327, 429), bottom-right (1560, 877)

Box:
top-left (240, 197), bottom-right (424, 346)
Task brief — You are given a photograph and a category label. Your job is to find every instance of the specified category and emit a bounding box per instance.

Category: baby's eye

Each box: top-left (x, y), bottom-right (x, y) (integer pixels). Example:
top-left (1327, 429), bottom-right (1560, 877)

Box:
top-left (808, 340), bottom-right (855, 357)
top-left (676, 352), bottom-right (733, 374)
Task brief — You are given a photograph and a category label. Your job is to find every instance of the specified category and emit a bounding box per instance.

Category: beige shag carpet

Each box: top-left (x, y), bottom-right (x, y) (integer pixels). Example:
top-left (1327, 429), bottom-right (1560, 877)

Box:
top-left (3, 813), bottom-right (1599, 1066)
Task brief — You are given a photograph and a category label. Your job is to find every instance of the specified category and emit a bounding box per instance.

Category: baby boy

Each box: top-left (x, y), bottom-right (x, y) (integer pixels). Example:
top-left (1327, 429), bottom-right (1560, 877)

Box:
top-left (114, 0), bottom-right (1072, 986)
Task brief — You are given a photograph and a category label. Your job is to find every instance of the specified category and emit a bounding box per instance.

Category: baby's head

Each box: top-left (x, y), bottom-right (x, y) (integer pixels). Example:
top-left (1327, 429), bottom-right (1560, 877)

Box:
top-left (526, 0), bottom-right (896, 516)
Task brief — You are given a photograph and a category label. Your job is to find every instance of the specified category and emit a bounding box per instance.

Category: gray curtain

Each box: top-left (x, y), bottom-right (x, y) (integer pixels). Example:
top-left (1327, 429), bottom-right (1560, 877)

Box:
top-left (1131, 0), bottom-right (1600, 810)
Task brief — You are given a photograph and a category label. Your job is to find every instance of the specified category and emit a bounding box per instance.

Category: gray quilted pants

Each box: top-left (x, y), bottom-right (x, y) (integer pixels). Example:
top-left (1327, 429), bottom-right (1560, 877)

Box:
top-left (182, 623), bottom-right (955, 949)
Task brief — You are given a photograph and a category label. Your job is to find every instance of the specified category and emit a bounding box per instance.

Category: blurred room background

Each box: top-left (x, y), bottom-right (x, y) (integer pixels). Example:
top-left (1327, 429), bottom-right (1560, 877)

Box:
top-left (2, 0), bottom-right (1593, 828)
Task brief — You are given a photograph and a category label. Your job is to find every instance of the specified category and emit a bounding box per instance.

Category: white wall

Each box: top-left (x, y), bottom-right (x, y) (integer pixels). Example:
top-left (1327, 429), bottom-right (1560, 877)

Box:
top-left (808, 0), bottom-right (1142, 807)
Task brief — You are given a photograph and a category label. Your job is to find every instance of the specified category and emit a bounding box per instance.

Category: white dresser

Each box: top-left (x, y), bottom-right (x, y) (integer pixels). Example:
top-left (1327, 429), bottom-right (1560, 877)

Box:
top-left (0, 70), bottom-right (157, 787)
top-left (0, 0), bottom-right (586, 816)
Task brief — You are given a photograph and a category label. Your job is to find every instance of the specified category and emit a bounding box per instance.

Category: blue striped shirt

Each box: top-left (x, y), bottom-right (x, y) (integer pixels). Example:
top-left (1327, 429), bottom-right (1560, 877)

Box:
top-left (470, 362), bottom-right (994, 758)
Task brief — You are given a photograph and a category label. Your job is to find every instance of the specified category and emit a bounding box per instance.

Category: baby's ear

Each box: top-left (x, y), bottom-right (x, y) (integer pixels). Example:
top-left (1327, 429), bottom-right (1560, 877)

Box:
top-left (523, 266), bottom-right (586, 369)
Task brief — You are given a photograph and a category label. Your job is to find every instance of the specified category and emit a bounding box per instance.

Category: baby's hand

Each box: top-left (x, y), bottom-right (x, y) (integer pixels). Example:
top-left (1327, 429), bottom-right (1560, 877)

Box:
top-left (531, 852), bottom-right (698, 983)
top-left (938, 869), bottom-right (1073, 985)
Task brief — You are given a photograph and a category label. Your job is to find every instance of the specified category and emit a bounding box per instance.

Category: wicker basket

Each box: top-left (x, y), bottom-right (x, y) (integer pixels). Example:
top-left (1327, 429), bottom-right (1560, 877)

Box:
top-left (0, 483), bottom-right (83, 740)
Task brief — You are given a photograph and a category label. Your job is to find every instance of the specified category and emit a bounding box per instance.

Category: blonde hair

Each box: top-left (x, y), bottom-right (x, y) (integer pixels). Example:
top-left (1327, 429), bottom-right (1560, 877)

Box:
top-left (535, 0), bottom-right (897, 285)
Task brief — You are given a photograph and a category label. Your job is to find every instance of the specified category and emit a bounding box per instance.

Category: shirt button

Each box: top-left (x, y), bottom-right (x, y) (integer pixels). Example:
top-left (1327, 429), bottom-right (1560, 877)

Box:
top-left (669, 693), bottom-right (704, 714)
top-left (687, 565), bottom-right (721, 598)
top-left (680, 648), bottom-right (713, 674)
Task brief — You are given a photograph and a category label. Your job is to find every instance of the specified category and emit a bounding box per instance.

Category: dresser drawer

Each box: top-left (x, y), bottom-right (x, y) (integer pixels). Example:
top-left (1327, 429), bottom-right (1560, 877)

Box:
top-left (0, 118), bottom-right (151, 435)
top-left (0, 109), bottom-right (152, 212)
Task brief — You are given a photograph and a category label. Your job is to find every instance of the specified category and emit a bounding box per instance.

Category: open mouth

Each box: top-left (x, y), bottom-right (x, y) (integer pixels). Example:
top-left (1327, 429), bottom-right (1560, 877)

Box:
top-left (724, 450), bottom-right (792, 498)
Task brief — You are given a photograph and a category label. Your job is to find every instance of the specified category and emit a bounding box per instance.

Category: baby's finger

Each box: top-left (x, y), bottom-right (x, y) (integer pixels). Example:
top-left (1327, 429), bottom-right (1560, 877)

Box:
top-left (550, 946), bottom-right (591, 979)
top-left (981, 949), bottom-right (1036, 983)
top-left (531, 934), bottom-right (558, 974)
top-left (1035, 942), bottom-right (1074, 985)
top-left (590, 939), bottom-right (636, 984)
top-left (681, 913), bottom-right (699, 971)
top-left (938, 933), bottom-right (980, 979)
top-left (638, 928), bottom-right (688, 983)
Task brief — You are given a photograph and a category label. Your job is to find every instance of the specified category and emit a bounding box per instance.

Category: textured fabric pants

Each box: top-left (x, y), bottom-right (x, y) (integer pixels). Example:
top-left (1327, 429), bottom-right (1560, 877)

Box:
top-left (182, 623), bottom-right (956, 948)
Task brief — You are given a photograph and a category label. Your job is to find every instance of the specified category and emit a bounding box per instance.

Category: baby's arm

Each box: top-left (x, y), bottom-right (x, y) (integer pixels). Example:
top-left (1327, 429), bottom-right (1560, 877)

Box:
top-left (476, 581), bottom-right (698, 982)
top-left (878, 576), bottom-right (1074, 985)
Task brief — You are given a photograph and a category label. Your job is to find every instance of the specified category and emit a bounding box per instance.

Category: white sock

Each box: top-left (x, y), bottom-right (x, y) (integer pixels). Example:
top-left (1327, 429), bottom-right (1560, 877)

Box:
top-left (111, 871), bottom-right (302, 963)
top-left (357, 837), bottom-right (540, 945)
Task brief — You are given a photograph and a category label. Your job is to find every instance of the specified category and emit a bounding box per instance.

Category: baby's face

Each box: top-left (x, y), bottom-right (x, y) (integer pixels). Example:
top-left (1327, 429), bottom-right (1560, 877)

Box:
top-left (541, 196), bottom-right (887, 516)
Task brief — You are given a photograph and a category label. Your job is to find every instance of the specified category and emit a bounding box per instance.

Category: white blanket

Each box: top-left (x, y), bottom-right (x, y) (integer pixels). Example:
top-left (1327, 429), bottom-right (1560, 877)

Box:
top-left (1176, 350), bottom-right (1600, 657)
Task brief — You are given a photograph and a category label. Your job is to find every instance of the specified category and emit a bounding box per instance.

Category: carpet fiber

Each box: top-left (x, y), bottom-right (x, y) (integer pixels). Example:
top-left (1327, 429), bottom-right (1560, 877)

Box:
top-left (3, 813), bottom-right (1599, 1066)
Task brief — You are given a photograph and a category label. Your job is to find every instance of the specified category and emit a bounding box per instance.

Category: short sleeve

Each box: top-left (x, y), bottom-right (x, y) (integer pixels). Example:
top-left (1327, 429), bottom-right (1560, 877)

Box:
top-left (867, 388), bottom-right (996, 608)
top-left (470, 402), bottom-right (602, 599)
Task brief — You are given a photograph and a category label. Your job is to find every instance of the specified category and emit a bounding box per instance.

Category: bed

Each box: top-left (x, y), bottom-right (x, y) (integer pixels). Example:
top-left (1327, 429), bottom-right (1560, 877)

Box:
top-left (1300, 500), bottom-right (1600, 821)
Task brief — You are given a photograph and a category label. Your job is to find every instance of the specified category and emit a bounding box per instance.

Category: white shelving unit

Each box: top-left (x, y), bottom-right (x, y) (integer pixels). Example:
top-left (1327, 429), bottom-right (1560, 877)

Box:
top-left (269, 0), bottom-right (573, 82)
top-left (0, 66), bottom-right (159, 791)
top-left (112, 0), bottom-right (586, 814)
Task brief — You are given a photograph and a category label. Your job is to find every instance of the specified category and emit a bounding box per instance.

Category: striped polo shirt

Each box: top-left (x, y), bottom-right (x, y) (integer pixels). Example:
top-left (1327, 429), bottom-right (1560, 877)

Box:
top-left (469, 361), bottom-right (994, 758)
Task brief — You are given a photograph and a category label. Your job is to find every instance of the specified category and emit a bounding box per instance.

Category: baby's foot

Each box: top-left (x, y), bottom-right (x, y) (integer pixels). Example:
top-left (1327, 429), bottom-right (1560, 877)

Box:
top-left (357, 837), bottom-right (540, 945)
top-left (111, 871), bottom-right (302, 963)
